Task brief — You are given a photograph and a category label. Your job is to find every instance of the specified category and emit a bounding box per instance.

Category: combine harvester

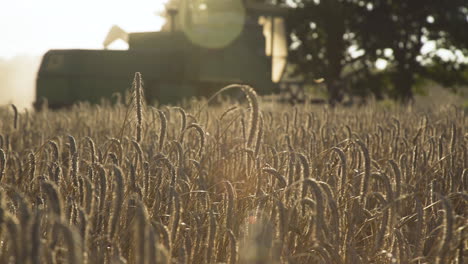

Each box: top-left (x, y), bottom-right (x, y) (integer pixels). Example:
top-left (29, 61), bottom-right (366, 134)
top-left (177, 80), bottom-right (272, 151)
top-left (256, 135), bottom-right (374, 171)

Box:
top-left (35, 0), bottom-right (291, 109)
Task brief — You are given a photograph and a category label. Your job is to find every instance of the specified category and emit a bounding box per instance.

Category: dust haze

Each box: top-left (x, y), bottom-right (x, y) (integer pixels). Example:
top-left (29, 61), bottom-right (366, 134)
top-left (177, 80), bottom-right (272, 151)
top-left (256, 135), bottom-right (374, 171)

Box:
top-left (0, 56), bottom-right (41, 110)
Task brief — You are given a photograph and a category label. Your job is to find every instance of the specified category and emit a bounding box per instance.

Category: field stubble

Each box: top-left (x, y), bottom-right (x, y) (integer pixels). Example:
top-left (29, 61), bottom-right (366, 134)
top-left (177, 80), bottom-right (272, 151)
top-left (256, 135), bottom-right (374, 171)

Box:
top-left (0, 74), bottom-right (466, 263)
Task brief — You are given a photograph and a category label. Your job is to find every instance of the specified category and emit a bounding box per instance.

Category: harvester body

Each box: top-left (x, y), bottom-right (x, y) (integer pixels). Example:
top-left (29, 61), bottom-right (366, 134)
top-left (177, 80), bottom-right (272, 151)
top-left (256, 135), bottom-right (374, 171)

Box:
top-left (36, 1), bottom-right (288, 108)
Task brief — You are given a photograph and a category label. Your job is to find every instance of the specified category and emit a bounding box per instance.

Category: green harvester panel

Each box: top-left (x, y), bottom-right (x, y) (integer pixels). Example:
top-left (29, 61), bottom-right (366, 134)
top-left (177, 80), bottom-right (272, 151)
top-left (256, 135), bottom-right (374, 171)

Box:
top-left (36, 1), bottom-right (286, 108)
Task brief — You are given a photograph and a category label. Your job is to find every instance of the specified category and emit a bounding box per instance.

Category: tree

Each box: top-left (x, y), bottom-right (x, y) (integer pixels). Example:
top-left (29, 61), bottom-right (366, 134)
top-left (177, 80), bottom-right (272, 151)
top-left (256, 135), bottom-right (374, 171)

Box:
top-left (357, 0), bottom-right (468, 103)
top-left (286, 0), bottom-right (468, 104)
top-left (286, 0), bottom-right (362, 105)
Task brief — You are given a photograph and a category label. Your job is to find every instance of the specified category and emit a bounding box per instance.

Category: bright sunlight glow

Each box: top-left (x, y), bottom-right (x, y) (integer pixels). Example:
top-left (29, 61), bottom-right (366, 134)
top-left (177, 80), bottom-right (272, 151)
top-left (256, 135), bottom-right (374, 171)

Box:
top-left (0, 0), bottom-right (168, 59)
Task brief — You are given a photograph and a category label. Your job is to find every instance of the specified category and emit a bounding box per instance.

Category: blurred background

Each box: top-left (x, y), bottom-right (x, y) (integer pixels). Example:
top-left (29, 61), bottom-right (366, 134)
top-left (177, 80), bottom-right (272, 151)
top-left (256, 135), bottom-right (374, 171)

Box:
top-left (0, 0), bottom-right (168, 109)
top-left (1, 0), bottom-right (467, 109)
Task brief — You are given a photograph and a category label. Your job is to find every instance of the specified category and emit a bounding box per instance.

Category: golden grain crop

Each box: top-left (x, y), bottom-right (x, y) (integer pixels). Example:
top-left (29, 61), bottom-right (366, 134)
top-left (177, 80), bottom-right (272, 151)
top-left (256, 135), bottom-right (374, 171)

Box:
top-left (0, 74), bottom-right (466, 263)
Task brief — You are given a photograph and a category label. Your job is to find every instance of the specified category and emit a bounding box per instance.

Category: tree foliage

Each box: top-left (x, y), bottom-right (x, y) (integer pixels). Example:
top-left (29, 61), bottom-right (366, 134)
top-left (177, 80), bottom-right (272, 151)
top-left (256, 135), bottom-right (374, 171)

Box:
top-left (286, 0), bottom-right (468, 103)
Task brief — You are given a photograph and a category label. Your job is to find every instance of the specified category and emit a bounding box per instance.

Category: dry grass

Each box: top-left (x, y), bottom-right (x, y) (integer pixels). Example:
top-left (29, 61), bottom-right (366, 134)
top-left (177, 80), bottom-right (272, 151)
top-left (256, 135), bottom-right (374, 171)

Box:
top-left (0, 75), bottom-right (466, 263)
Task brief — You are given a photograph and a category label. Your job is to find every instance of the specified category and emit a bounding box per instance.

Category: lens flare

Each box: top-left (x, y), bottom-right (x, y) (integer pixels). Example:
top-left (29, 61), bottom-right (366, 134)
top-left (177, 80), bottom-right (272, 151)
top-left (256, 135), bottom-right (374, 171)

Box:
top-left (179, 0), bottom-right (246, 49)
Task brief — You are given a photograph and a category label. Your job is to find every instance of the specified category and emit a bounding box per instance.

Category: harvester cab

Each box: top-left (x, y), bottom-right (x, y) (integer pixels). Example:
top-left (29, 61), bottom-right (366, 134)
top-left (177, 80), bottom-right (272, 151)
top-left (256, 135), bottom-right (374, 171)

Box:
top-left (35, 0), bottom-right (289, 108)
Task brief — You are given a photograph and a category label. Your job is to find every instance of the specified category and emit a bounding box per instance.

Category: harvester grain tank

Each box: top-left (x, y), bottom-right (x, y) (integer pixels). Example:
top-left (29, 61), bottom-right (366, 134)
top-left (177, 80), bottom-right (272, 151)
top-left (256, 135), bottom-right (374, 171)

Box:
top-left (35, 0), bottom-right (289, 108)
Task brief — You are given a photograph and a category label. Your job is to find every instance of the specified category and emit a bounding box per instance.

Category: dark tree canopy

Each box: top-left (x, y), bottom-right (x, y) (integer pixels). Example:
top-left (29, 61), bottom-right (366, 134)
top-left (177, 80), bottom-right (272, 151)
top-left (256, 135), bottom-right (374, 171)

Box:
top-left (287, 0), bottom-right (359, 105)
top-left (285, 0), bottom-right (468, 104)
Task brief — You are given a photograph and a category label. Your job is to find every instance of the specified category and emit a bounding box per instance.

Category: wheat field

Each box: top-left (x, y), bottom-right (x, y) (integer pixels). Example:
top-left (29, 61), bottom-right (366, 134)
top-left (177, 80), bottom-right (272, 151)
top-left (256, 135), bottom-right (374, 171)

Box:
top-left (0, 74), bottom-right (466, 263)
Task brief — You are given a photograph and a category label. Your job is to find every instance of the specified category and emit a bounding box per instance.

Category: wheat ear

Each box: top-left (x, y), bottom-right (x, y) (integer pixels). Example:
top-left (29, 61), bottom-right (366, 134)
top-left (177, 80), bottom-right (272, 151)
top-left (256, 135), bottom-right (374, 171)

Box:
top-left (304, 179), bottom-right (326, 240)
top-left (41, 181), bottom-right (64, 219)
top-left (0, 148), bottom-right (5, 182)
top-left (242, 86), bottom-right (259, 149)
top-left (227, 229), bottom-right (237, 264)
top-left (331, 147), bottom-right (347, 198)
top-left (206, 210), bottom-right (217, 264)
top-left (356, 140), bottom-right (371, 206)
top-left (181, 123), bottom-right (206, 158)
top-left (155, 108), bottom-right (167, 152)
top-left (133, 72), bottom-right (144, 143)
top-left (108, 165), bottom-right (125, 240)
top-left (436, 195), bottom-right (453, 264)
top-left (11, 104), bottom-right (18, 129)
top-left (262, 167), bottom-right (287, 189)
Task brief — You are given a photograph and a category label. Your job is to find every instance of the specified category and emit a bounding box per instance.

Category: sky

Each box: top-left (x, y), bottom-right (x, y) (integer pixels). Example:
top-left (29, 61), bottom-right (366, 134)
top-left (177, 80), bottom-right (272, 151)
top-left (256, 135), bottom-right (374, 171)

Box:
top-left (0, 0), bottom-right (168, 59)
